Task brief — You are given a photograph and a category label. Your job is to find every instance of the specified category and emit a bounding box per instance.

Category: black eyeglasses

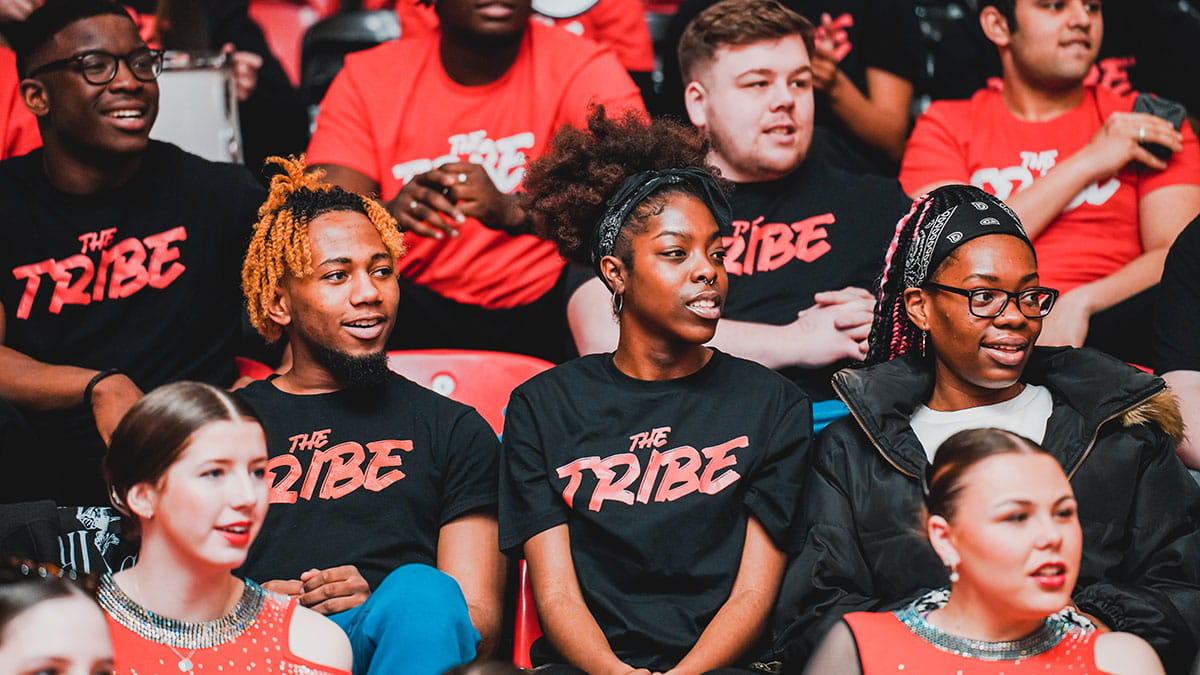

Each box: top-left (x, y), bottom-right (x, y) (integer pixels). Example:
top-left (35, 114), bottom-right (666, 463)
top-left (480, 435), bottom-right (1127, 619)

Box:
top-left (28, 48), bottom-right (164, 86)
top-left (925, 282), bottom-right (1059, 319)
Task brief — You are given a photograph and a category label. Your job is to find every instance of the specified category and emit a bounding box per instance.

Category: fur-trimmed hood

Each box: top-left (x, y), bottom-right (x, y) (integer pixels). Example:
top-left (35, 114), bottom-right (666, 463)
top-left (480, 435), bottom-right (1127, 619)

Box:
top-left (1123, 388), bottom-right (1184, 444)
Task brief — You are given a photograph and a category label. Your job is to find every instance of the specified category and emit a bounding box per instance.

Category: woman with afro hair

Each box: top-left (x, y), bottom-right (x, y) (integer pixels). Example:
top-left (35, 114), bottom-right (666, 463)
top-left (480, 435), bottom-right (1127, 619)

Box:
top-left (771, 184), bottom-right (1200, 673)
top-left (498, 107), bottom-right (812, 674)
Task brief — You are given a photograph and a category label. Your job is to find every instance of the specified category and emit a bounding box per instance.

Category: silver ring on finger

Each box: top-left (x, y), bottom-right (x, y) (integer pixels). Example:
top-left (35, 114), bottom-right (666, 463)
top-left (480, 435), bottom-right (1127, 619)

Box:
top-left (409, 199), bottom-right (420, 213)
top-left (1138, 126), bottom-right (1146, 142)
top-left (457, 172), bottom-right (468, 184)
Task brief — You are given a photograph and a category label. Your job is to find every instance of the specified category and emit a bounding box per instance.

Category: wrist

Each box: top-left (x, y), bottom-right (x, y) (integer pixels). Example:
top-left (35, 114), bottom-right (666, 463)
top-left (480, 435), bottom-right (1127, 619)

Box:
top-left (83, 369), bottom-right (121, 407)
top-left (500, 195), bottom-right (533, 235)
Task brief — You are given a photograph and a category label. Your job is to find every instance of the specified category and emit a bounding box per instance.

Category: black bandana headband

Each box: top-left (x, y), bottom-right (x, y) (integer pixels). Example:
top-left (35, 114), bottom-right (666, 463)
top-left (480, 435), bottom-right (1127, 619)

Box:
top-left (904, 186), bottom-right (1033, 288)
top-left (590, 167), bottom-right (732, 275)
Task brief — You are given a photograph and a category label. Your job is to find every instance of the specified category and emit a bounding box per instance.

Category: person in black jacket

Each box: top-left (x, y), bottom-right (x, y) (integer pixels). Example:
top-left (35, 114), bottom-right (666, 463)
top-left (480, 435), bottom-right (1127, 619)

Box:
top-left (771, 184), bottom-right (1200, 674)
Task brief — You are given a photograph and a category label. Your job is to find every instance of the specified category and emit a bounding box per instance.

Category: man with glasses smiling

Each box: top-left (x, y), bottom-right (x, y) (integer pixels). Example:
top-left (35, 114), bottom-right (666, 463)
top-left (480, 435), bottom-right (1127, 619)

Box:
top-left (0, 0), bottom-right (265, 506)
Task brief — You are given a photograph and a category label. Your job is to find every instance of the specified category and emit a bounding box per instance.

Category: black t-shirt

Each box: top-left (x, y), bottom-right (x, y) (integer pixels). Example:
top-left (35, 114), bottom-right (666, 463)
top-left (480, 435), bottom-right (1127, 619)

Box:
top-left (722, 160), bottom-right (909, 398)
top-left (0, 141), bottom-right (264, 505)
top-left (236, 375), bottom-right (500, 589)
top-left (499, 351), bottom-right (810, 671)
top-left (1153, 214), bottom-right (1200, 374)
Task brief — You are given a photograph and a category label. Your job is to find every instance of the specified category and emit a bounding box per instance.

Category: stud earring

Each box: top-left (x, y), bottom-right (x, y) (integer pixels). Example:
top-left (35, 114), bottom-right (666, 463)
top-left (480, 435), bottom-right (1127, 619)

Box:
top-left (947, 562), bottom-right (960, 584)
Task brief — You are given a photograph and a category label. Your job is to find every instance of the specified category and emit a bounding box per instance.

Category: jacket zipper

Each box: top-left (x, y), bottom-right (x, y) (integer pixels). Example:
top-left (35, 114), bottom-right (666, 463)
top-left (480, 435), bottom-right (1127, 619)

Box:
top-left (1067, 385), bottom-right (1164, 480)
top-left (831, 378), bottom-right (918, 479)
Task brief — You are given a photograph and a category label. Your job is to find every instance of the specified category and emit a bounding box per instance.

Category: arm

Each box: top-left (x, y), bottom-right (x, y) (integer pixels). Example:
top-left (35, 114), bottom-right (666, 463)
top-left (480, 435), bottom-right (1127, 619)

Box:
top-left (1003, 111), bottom-right (1184, 239)
top-left (1162, 371), bottom-right (1200, 468)
top-left (0, 304), bottom-right (142, 443)
top-left (437, 511), bottom-right (507, 658)
top-left (1094, 632), bottom-right (1165, 675)
top-left (667, 517), bottom-right (786, 675)
top-left (1038, 183), bottom-right (1200, 347)
top-left (810, 17), bottom-right (912, 164)
top-left (288, 604), bottom-right (355, 673)
top-left (567, 278), bottom-right (872, 368)
top-left (525, 524), bottom-right (649, 675)
top-left (1071, 419), bottom-right (1200, 673)
top-left (296, 565), bottom-right (372, 615)
top-left (801, 621), bottom-right (862, 675)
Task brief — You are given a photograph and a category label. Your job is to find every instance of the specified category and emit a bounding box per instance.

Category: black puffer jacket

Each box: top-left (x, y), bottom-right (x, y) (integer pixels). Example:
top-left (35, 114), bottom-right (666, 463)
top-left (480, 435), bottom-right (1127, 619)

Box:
top-left (772, 347), bottom-right (1200, 674)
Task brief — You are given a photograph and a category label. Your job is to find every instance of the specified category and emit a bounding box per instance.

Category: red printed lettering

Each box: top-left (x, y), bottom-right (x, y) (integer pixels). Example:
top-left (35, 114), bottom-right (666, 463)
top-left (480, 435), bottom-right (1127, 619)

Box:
top-left (792, 213), bottom-right (834, 263)
top-left (589, 453), bottom-right (640, 511)
top-left (11, 259), bottom-right (55, 320)
top-left (700, 436), bottom-right (747, 494)
top-left (48, 255), bottom-right (95, 314)
top-left (757, 223), bottom-right (795, 272)
top-left (557, 456), bottom-right (602, 509)
top-left (144, 226), bottom-right (187, 289)
top-left (318, 441), bottom-right (366, 500)
top-left (655, 446), bottom-right (702, 502)
top-left (267, 454), bottom-right (303, 504)
top-left (106, 238), bottom-right (148, 299)
top-left (365, 439), bottom-right (412, 491)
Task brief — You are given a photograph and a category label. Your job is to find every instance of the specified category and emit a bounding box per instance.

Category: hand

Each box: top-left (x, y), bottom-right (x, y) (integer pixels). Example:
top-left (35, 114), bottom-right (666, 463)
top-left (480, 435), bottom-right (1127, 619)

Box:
top-left (90, 374), bottom-right (143, 445)
top-left (0, 0), bottom-right (42, 22)
top-left (298, 565), bottom-right (371, 615)
top-left (221, 43), bottom-right (262, 102)
top-left (262, 578), bottom-right (304, 596)
top-left (1035, 289), bottom-right (1092, 348)
top-left (388, 163), bottom-right (523, 239)
top-left (810, 14), bottom-right (841, 93)
top-left (783, 286), bottom-right (876, 367)
top-left (438, 161), bottom-right (524, 232)
top-left (1079, 111), bottom-right (1183, 177)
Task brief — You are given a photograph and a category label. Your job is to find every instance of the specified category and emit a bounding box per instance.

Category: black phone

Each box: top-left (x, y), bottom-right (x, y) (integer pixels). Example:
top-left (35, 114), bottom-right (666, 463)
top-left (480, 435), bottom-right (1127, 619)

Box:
top-left (1132, 93), bottom-right (1186, 162)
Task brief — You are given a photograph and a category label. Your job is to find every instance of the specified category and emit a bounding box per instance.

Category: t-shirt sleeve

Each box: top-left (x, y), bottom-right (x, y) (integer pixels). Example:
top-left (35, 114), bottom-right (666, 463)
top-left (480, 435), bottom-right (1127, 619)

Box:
top-left (743, 381), bottom-right (812, 553)
top-left (438, 405), bottom-right (501, 524)
top-left (590, 0), bottom-right (655, 73)
top-left (498, 387), bottom-right (568, 556)
top-left (1140, 110), bottom-right (1200, 196)
top-left (899, 102), bottom-right (972, 197)
top-left (306, 58), bottom-right (380, 179)
top-left (1153, 215), bottom-right (1200, 373)
top-left (557, 47), bottom-right (646, 127)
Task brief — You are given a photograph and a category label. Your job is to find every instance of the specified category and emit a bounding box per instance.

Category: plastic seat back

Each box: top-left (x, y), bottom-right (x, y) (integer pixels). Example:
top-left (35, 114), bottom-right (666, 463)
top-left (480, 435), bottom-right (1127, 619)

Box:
top-left (300, 9), bottom-right (400, 124)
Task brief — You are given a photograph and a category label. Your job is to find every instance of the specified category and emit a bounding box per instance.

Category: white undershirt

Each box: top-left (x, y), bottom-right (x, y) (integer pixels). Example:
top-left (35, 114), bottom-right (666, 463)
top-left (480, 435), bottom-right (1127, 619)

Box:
top-left (909, 384), bottom-right (1054, 462)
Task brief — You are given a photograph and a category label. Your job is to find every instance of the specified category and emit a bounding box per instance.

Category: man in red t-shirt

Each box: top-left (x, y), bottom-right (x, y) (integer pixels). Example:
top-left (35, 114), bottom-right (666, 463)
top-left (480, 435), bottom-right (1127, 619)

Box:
top-left (309, 0), bottom-right (643, 361)
top-left (900, 0), bottom-right (1200, 361)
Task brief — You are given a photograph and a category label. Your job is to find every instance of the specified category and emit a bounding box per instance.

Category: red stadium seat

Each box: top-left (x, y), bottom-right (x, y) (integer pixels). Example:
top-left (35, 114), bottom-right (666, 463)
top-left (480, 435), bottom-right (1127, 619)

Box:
top-left (236, 356), bottom-right (276, 381)
top-left (248, 0), bottom-right (339, 87)
top-left (513, 559), bottom-right (543, 669)
top-left (386, 349), bottom-right (553, 435)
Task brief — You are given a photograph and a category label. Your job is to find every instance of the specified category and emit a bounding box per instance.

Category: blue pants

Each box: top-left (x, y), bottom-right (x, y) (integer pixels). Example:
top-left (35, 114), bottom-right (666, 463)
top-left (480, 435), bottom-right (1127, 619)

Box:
top-left (329, 564), bottom-right (480, 675)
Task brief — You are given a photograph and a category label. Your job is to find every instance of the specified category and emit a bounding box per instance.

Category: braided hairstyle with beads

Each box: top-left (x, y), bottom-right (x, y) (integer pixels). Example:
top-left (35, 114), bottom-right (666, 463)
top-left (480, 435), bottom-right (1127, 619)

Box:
top-left (242, 155), bottom-right (406, 342)
top-left (866, 185), bottom-right (1010, 365)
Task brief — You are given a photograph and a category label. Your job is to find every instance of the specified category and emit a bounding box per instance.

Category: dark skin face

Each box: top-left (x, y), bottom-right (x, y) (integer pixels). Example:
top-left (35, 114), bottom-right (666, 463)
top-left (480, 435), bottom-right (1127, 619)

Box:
top-left (20, 14), bottom-right (158, 192)
top-left (903, 235), bottom-right (1043, 411)
top-left (434, 0), bottom-right (532, 85)
top-left (603, 193), bottom-right (728, 381)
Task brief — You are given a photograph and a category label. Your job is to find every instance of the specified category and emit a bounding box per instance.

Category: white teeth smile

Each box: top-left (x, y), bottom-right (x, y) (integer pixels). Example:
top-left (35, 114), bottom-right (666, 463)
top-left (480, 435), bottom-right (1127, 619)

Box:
top-left (1034, 565), bottom-right (1064, 576)
top-left (218, 525), bottom-right (247, 533)
top-left (346, 319), bottom-right (381, 327)
top-left (107, 110), bottom-right (143, 118)
top-left (689, 300), bottom-right (717, 309)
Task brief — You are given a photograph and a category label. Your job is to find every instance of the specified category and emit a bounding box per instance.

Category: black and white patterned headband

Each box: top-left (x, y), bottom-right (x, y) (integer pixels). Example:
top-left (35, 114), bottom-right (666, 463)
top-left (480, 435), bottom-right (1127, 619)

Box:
top-left (904, 187), bottom-right (1032, 288)
top-left (590, 167), bottom-right (732, 275)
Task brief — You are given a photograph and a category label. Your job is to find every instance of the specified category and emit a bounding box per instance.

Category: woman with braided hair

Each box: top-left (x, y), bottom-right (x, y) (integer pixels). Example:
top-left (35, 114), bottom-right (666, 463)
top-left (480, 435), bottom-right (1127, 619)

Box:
top-left (771, 184), bottom-right (1200, 673)
top-left (499, 107), bottom-right (811, 674)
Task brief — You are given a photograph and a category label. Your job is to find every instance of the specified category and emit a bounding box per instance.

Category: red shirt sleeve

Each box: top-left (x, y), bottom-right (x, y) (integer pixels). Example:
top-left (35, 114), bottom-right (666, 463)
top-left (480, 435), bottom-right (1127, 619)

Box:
top-left (899, 100), bottom-right (972, 197)
top-left (585, 0), bottom-right (655, 73)
top-left (306, 51), bottom-right (383, 180)
top-left (0, 49), bottom-right (39, 160)
top-left (555, 44), bottom-right (646, 128)
top-left (1141, 116), bottom-right (1200, 196)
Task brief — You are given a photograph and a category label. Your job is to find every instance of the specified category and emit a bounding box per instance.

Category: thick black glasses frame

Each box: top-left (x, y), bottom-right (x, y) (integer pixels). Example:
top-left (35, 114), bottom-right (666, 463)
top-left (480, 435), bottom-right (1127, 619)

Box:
top-left (925, 282), bottom-right (1059, 319)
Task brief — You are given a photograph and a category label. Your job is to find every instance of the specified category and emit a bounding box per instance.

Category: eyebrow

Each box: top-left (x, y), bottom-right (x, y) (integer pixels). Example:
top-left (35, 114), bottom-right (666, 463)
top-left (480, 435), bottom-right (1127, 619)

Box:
top-left (654, 228), bottom-right (694, 240)
top-left (992, 494), bottom-right (1075, 508)
top-left (962, 272), bottom-right (1040, 284)
top-left (317, 253), bottom-right (392, 266)
top-left (737, 65), bottom-right (812, 79)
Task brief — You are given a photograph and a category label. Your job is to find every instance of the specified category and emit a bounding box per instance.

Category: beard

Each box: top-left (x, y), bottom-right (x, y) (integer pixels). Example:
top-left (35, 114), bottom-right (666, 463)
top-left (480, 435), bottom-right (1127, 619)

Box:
top-left (312, 345), bottom-right (391, 389)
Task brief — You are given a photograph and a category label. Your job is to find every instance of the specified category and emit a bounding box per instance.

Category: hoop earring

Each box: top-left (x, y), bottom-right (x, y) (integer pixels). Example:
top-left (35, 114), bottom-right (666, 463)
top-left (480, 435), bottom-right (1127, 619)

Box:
top-left (612, 293), bottom-right (623, 315)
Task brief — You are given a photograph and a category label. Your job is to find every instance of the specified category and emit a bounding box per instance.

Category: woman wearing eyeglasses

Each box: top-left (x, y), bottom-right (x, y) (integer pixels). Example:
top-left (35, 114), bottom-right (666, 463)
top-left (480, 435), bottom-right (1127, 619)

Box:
top-left (772, 184), bottom-right (1200, 673)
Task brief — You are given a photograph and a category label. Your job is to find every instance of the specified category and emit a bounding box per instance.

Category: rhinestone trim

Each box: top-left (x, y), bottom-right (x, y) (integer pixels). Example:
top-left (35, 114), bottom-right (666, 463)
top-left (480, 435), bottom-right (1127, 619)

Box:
top-left (895, 599), bottom-right (1072, 661)
top-left (98, 574), bottom-right (265, 649)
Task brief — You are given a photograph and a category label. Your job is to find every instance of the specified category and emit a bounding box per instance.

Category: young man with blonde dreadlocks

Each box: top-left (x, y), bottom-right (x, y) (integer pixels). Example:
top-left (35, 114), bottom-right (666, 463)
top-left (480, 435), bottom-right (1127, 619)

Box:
top-left (236, 156), bottom-right (503, 675)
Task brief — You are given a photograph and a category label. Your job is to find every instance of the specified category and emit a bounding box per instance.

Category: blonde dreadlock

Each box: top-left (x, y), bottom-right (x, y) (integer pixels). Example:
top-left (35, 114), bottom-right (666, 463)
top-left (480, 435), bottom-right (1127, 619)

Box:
top-left (242, 155), bottom-right (406, 342)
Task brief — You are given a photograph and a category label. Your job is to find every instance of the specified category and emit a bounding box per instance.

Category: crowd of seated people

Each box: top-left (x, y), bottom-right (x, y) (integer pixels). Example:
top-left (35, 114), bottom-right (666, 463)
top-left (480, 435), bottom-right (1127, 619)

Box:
top-left (0, 0), bottom-right (1198, 673)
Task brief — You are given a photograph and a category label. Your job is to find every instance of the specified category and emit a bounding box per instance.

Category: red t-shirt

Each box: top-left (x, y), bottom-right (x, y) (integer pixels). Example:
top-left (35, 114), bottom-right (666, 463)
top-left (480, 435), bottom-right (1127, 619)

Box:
top-left (307, 22), bottom-right (644, 309)
top-left (365, 0), bottom-right (655, 72)
top-left (900, 83), bottom-right (1200, 293)
top-left (0, 49), bottom-right (40, 160)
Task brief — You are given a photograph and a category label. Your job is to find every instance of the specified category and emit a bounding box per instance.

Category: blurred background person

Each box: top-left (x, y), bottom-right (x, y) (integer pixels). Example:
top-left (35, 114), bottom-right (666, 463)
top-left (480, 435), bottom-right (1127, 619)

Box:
top-left (0, 559), bottom-right (113, 675)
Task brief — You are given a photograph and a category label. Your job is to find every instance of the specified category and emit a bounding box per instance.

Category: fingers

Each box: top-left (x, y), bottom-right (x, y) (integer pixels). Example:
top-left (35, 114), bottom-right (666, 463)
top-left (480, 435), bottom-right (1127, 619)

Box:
top-left (834, 308), bottom-right (874, 333)
top-left (390, 188), bottom-right (461, 240)
top-left (262, 579), bottom-right (303, 596)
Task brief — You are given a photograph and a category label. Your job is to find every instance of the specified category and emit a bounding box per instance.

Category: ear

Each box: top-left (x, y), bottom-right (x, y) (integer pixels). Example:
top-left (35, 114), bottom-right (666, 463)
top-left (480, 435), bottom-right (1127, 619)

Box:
top-left (19, 78), bottom-right (50, 118)
top-left (684, 80), bottom-right (708, 129)
top-left (266, 285), bottom-right (293, 332)
top-left (124, 482), bottom-right (159, 521)
top-left (927, 514), bottom-right (960, 570)
top-left (903, 287), bottom-right (932, 331)
top-left (979, 6), bottom-right (1013, 48)
top-left (599, 255), bottom-right (627, 298)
